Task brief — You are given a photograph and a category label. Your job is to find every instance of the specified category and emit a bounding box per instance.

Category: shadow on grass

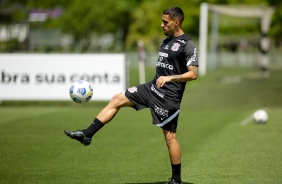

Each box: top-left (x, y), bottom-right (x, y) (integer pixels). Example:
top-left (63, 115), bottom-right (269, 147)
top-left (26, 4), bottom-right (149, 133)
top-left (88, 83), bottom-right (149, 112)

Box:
top-left (124, 182), bottom-right (193, 184)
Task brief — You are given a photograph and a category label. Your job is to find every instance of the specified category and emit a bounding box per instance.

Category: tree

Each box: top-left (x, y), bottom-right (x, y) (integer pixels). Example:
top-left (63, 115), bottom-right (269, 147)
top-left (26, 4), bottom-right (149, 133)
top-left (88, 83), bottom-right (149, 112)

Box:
top-left (59, 0), bottom-right (140, 52)
top-left (126, 0), bottom-right (200, 51)
top-left (1, 0), bottom-right (281, 52)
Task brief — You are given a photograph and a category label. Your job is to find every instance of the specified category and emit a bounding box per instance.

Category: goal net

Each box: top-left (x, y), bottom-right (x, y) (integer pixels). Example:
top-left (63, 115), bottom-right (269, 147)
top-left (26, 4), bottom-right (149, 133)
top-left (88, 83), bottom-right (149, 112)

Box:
top-left (198, 3), bottom-right (275, 77)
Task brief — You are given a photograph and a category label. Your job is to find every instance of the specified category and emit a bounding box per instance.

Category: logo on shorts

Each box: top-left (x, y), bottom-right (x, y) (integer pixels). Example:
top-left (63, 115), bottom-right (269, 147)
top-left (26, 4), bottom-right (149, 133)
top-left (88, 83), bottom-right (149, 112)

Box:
top-left (154, 105), bottom-right (169, 120)
top-left (151, 85), bottom-right (164, 98)
top-left (128, 86), bottom-right (137, 93)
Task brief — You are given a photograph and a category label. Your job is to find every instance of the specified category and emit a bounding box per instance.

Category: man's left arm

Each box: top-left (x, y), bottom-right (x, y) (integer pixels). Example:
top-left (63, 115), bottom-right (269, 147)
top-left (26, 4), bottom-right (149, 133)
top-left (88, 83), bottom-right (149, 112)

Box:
top-left (156, 65), bottom-right (198, 88)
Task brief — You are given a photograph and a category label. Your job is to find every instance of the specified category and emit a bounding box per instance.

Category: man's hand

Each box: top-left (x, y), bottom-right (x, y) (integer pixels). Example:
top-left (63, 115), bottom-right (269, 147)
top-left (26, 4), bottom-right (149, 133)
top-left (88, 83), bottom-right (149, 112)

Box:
top-left (156, 76), bottom-right (172, 88)
top-left (155, 66), bottom-right (198, 88)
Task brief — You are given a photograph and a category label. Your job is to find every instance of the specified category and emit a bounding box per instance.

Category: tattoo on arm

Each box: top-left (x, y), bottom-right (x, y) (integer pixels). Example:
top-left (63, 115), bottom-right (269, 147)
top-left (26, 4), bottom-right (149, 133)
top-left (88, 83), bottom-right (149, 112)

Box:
top-left (188, 65), bottom-right (198, 77)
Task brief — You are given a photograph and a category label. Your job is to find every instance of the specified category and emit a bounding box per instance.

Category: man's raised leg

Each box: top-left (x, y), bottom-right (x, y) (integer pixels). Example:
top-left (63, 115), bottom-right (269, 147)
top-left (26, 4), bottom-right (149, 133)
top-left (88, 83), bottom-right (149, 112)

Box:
top-left (64, 93), bottom-right (134, 145)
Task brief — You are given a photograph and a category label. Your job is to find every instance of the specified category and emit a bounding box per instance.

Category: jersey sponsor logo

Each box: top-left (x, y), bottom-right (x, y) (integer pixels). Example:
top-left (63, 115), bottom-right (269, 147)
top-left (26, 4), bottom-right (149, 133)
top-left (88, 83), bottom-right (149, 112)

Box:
top-left (171, 43), bottom-right (180, 51)
top-left (127, 86), bottom-right (137, 93)
top-left (164, 45), bottom-right (169, 50)
top-left (156, 60), bottom-right (174, 70)
top-left (156, 55), bottom-right (173, 70)
top-left (154, 105), bottom-right (169, 119)
top-left (187, 48), bottom-right (197, 66)
top-left (159, 52), bottom-right (168, 57)
top-left (151, 84), bottom-right (164, 98)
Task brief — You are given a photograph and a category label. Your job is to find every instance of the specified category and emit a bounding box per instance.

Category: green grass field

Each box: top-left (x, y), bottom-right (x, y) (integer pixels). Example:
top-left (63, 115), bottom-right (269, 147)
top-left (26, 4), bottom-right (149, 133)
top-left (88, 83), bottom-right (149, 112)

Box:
top-left (0, 67), bottom-right (282, 184)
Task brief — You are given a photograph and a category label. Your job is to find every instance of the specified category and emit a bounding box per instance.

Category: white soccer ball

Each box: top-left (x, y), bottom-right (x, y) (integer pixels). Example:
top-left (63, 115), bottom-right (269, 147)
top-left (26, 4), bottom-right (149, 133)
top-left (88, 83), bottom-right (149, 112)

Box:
top-left (253, 110), bottom-right (268, 124)
top-left (69, 80), bottom-right (93, 103)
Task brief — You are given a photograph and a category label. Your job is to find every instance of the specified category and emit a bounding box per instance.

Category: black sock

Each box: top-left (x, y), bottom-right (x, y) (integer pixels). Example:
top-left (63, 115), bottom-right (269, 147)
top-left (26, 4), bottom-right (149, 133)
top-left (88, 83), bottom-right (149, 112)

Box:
top-left (83, 118), bottom-right (104, 137)
top-left (171, 163), bottom-right (181, 181)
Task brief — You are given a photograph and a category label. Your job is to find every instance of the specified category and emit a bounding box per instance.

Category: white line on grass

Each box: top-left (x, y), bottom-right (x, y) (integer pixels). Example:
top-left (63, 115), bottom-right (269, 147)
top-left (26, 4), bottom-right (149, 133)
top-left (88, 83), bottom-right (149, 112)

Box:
top-left (240, 114), bottom-right (254, 126)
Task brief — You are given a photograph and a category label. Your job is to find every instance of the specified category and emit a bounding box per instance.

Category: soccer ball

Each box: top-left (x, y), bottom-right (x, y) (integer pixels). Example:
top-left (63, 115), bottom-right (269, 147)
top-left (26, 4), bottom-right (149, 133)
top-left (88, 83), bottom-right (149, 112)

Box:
top-left (253, 110), bottom-right (268, 124)
top-left (69, 80), bottom-right (93, 103)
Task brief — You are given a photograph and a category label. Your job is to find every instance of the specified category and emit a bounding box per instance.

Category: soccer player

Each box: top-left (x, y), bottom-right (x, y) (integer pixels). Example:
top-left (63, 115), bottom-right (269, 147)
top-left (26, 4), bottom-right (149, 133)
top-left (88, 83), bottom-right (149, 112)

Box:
top-left (64, 7), bottom-right (198, 184)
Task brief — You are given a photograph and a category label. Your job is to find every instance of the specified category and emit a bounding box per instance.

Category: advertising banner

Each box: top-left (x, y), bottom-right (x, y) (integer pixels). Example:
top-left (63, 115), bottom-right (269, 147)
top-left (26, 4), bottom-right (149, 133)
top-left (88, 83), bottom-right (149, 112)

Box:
top-left (0, 54), bottom-right (127, 101)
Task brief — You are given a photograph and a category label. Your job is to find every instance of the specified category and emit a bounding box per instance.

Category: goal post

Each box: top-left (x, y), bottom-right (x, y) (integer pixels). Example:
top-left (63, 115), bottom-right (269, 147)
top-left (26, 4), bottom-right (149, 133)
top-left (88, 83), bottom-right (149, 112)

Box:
top-left (198, 3), bottom-right (275, 76)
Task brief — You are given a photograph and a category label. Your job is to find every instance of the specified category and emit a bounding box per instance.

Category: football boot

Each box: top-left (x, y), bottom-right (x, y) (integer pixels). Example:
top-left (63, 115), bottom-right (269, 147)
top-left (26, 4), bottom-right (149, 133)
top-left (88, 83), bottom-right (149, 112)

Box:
top-left (64, 130), bottom-right (92, 146)
top-left (166, 178), bottom-right (182, 184)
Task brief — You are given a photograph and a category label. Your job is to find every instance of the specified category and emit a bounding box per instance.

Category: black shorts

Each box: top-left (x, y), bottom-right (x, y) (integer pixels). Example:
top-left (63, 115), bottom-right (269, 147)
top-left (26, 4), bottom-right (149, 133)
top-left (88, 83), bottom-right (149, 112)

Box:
top-left (123, 82), bottom-right (180, 133)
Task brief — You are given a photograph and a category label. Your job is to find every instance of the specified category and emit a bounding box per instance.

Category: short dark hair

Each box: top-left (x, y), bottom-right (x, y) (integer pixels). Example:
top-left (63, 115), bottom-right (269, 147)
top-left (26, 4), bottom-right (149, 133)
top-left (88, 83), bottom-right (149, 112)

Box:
top-left (163, 7), bottom-right (184, 24)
